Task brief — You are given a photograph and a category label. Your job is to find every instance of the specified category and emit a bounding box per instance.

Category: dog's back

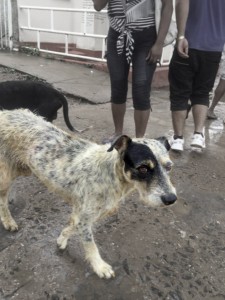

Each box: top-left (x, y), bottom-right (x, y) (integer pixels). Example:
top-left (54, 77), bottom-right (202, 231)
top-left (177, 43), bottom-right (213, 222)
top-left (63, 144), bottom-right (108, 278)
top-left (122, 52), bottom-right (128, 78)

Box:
top-left (0, 108), bottom-right (90, 161)
top-left (0, 81), bottom-right (54, 109)
top-left (0, 80), bottom-right (83, 132)
top-left (0, 109), bottom-right (94, 194)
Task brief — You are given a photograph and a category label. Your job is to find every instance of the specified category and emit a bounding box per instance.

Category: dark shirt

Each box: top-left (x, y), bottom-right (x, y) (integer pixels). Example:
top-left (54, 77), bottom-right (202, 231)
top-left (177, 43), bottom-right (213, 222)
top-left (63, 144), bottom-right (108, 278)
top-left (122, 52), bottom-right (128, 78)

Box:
top-left (186, 0), bottom-right (225, 52)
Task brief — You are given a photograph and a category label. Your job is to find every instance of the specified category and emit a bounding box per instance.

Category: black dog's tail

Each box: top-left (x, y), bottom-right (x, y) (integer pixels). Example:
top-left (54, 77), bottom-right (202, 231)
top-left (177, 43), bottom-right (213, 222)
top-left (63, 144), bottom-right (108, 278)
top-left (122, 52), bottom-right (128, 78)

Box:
top-left (58, 93), bottom-right (92, 133)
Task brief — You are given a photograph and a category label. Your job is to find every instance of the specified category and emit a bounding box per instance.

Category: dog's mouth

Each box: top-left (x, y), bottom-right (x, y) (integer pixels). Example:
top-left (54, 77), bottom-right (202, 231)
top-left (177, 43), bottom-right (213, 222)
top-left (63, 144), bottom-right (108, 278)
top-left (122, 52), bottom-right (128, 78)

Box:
top-left (139, 188), bottom-right (177, 208)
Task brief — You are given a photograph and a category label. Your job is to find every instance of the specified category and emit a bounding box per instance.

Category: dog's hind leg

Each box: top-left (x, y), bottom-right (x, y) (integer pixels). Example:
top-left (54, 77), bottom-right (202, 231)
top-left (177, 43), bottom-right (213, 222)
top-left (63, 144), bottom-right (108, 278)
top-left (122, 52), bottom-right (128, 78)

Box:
top-left (0, 162), bottom-right (18, 231)
top-left (57, 210), bottom-right (80, 250)
top-left (0, 189), bottom-right (18, 231)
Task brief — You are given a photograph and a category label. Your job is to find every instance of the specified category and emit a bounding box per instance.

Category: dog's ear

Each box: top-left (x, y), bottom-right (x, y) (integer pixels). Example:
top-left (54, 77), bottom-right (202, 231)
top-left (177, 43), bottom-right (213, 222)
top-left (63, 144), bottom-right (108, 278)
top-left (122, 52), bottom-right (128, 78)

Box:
top-left (156, 136), bottom-right (171, 151)
top-left (107, 135), bottom-right (132, 153)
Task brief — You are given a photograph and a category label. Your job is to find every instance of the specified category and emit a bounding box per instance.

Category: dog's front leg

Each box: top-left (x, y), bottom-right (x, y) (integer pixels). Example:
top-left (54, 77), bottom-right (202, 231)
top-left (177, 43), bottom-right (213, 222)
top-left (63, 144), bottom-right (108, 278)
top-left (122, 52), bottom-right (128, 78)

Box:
top-left (0, 189), bottom-right (18, 231)
top-left (79, 224), bottom-right (115, 279)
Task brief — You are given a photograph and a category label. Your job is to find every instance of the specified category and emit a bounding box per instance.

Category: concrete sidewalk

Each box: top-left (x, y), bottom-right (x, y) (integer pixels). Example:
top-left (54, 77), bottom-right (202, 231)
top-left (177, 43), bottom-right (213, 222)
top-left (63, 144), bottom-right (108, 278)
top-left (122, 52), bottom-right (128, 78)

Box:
top-left (0, 50), bottom-right (170, 105)
top-left (0, 50), bottom-right (112, 104)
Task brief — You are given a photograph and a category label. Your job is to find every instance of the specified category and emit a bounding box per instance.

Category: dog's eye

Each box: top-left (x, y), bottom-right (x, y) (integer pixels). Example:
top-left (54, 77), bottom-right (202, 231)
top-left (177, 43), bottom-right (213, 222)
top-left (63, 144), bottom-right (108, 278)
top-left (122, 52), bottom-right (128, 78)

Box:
top-left (137, 165), bottom-right (149, 174)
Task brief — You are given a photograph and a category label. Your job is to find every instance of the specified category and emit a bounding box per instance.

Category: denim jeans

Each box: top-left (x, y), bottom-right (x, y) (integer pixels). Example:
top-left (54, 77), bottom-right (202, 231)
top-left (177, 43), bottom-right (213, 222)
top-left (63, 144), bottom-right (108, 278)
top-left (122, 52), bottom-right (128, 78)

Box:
top-left (106, 27), bottom-right (157, 110)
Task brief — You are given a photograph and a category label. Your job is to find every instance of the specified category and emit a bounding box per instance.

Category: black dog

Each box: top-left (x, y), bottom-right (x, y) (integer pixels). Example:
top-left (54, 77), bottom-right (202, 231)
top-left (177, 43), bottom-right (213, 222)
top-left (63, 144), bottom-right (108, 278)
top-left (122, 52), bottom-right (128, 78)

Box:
top-left (0, 80), bottom-right (88, 133)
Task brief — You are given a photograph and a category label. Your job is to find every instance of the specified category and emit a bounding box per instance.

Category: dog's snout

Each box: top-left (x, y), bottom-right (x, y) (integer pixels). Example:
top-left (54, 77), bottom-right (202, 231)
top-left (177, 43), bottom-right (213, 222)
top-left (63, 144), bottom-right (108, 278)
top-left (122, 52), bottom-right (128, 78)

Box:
top-left (161, 193), bottom-right (177, 205)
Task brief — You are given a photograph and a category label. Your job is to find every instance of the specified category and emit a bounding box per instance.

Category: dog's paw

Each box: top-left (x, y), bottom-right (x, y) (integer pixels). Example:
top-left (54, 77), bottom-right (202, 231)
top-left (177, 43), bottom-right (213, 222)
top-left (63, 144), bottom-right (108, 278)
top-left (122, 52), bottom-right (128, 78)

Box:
top-left (2, 218), bottom-right (18, 232)
top-left (57, 235), bottom-right (68, 250)
top-left (92, 260), bottom-right (115, 279)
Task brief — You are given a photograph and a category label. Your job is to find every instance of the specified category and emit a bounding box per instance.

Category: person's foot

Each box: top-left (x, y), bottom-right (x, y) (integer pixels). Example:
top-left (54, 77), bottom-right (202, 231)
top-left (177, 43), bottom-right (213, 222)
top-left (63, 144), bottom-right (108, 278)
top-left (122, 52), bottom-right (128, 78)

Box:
top-left (191, 130), bottom-right (206, 149)
top-left (169, 136), bottom-right (184, 152)
top-left (207, 110), bottom-right (217, 120)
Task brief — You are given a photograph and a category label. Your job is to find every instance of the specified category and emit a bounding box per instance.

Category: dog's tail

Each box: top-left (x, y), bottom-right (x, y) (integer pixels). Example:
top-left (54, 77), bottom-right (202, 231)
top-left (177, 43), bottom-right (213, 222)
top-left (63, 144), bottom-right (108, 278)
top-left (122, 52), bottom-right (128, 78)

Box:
top-left (58, 93), bottom-right (92, 133)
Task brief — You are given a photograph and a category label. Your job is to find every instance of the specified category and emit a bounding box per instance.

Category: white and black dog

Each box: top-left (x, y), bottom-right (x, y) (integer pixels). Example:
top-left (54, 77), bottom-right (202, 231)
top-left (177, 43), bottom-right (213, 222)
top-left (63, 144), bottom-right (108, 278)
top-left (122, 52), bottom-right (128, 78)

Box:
top-left (0, 80), bottom-right (89, 133)
top-left (0, 109), bottom-right (177, 279)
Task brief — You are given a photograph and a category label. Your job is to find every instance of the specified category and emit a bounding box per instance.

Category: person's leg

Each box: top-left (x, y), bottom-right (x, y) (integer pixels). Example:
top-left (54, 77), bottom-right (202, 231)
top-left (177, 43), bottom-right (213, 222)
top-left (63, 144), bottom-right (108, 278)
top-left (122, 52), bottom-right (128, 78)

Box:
top-left (132, 27), bottom-right (156, 138)
top-left (169, 110), bottom-right (187, 151)
top-left (208, 78), bottom-right (225, 119)
top-left (208, 53), bottom-right (225, 119)
top-left (134, 109), bottom-right (150, 137)
top-left (190, 103), bottom-right (208, 148)
top-left (192, 104), bottom-right (208, 132)
top-left (171, 110), bottom-right (187, 137)
top-left (106, 28), bottom-right (129, 141)
top-left (191, 50), bottom-right (221, 134)
top-left (111, 103), bottom-right (126, 136)
top-left (168, 48), bottom-right (194, 150)
top-left (190, 50), bottom-right (221, 148)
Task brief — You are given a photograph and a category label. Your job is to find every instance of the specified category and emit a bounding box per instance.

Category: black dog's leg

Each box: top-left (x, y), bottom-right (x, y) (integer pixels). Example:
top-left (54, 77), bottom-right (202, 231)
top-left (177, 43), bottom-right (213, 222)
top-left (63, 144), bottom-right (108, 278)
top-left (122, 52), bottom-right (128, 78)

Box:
top-left (36, 101), bottom-right (61, 123)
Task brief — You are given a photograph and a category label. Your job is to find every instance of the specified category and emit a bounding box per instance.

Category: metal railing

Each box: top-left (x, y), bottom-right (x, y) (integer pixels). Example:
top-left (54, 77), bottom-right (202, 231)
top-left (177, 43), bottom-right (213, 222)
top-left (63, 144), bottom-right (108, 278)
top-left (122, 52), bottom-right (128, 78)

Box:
top-left (19, 6), bottom-right (108, 62)
top-left (19, 5), bottom-right (171, 65)
top-left (0, 0), bottom-right (13, 50)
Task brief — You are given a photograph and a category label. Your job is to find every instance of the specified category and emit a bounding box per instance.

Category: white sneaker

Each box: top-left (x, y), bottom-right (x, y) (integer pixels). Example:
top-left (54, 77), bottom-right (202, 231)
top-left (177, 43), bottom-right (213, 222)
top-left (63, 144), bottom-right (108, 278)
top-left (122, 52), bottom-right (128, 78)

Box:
top-left (191, 132), bottom-right (206, 149)
top-left (169, 136), bottom-right (184, 151)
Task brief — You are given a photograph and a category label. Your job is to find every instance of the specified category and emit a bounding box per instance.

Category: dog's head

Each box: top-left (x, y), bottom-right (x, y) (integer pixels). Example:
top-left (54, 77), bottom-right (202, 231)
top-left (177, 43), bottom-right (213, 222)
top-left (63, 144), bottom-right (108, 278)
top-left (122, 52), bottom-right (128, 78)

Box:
top-left (108, 135), bottom-right (177, 207)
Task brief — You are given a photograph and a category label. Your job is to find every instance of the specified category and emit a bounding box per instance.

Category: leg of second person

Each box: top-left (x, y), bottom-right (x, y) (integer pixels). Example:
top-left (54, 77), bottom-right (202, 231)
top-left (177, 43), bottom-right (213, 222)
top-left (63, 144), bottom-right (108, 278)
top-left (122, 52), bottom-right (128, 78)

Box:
top-left (190, 51), bottom-right (221, 148)
top-left (168, 48), bottom-right (194, 150)
top-left (191, 51), bottom-right (221, 134)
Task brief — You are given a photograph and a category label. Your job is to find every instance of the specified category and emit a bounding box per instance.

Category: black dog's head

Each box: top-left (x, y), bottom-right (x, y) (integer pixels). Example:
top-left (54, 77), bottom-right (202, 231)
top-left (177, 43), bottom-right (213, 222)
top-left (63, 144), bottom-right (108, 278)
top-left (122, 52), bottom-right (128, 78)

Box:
top-left (108, 135), bottom-right (177, 207)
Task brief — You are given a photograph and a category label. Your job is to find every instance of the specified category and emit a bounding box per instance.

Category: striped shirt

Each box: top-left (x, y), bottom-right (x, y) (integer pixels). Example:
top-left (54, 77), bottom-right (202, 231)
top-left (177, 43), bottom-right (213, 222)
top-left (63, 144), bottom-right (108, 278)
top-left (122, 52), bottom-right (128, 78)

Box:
top-left (108, 0), bottom-right (155, 62)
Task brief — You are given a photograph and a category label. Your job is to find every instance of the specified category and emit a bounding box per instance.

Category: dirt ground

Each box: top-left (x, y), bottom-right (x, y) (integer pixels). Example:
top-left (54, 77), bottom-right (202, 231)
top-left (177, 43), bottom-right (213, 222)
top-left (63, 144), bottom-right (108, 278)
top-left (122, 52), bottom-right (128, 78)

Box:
top-left (0, 66), bottom-right (225, 300)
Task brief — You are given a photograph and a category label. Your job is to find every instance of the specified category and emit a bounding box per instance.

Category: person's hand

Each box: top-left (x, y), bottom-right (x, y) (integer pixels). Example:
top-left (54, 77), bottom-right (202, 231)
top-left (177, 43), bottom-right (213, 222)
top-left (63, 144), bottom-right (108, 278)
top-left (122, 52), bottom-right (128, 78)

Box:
top-left (146, 43), bottom-right (163, 64)
top-left (92, 0), bottom-right (108, 11)
top-left (177, 38), bottom-right (189, 58)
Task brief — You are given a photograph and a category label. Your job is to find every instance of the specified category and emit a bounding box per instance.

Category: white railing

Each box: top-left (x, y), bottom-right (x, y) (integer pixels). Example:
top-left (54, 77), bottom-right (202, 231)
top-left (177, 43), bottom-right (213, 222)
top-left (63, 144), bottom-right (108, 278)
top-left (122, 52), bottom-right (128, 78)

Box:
top-left (0, 0), bottom-right (13, 50)
top-left (19, 6), bottom-right (108, 62)
top-left (19, 5), bottom-right (171, 65)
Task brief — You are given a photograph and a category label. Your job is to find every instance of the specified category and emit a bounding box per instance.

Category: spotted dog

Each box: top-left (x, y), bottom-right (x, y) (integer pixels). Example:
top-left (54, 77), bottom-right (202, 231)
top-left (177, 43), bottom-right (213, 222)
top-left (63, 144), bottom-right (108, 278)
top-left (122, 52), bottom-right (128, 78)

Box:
top-left (0, 109), bottom-right (177, 279)
top-left (0, 80), bottom-right (90, 133)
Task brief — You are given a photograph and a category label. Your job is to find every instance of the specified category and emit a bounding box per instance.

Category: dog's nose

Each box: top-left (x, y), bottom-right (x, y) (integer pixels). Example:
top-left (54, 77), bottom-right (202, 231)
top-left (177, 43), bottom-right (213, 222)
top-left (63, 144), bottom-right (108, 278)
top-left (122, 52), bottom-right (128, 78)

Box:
top-left (161, 193), bottom-right (177, 205)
